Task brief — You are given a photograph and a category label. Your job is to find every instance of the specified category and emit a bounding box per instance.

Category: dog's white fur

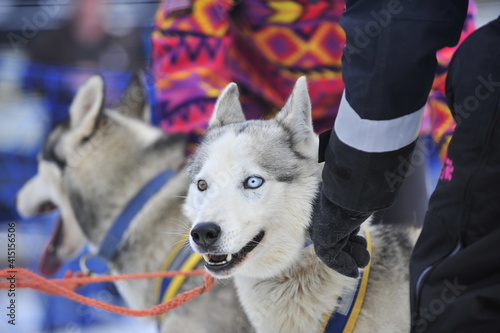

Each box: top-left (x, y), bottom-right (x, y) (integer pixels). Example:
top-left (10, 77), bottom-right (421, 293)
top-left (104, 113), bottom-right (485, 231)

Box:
top-left (185, 77), bottom-right (418, 333)
top-left (17, 75), bottom-right (251, 332)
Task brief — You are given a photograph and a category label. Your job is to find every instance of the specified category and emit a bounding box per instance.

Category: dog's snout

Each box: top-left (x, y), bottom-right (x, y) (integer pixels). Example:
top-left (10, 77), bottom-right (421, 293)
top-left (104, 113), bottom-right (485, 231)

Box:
top-left (191, 222), bottom-right (221, 248)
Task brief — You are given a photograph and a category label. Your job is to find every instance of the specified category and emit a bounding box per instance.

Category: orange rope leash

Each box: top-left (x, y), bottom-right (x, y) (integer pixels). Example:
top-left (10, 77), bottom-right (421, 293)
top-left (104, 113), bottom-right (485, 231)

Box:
top-left (0, 267), bottom-right (214, 317)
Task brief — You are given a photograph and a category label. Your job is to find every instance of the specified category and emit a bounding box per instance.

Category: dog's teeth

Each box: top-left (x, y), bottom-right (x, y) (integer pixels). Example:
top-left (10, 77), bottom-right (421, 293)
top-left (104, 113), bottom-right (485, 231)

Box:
top-left (202, 254), bottom-right (210, 263)
top-left (226, 254), bottom-right (232, 262)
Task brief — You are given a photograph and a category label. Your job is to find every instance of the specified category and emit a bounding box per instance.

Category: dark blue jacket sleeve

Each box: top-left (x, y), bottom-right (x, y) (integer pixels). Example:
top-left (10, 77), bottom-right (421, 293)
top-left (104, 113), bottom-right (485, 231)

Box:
top-left (321, 0), bottom-right (469, 212)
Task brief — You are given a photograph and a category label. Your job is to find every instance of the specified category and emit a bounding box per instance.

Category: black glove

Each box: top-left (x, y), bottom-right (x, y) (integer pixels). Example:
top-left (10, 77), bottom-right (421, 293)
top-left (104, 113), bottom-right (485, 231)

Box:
top-left (310, 185), bottom-right (371, 278)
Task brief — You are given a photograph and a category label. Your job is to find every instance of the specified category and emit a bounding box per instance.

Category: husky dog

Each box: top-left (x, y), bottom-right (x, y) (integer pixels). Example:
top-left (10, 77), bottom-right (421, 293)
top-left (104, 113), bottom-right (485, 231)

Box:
top-left (17, 75), bottom-right (251, 332)
top-left (184, 77), bottom-right (419, 333)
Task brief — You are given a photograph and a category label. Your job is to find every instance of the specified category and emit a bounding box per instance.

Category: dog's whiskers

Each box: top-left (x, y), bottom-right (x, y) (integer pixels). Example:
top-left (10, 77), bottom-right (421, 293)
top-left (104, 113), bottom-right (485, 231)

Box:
top-left (162, 195), bottom-right (188, 199)
top-left (219, 279), bottom-right (232, 288)
top-left (161, 237), bottom-right (189, 253)
top-left (179, 242), bottom-right (192, 252)
top-left (169, 218), bottom-right (191, 230)
top-left (159, 231), bottom-right (187, 236)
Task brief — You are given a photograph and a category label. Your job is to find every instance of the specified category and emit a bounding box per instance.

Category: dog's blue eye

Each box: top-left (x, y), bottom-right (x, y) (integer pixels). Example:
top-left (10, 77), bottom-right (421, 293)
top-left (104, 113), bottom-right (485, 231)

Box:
top-left (244, 176), bottom-right (264, 189)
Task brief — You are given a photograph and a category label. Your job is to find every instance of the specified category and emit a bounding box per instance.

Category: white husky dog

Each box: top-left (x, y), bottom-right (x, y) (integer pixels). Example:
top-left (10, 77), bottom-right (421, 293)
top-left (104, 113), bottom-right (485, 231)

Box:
top-left (184, 77), bottom-right (418, 333)
top-left (17, 75), bottom-right (251, 332)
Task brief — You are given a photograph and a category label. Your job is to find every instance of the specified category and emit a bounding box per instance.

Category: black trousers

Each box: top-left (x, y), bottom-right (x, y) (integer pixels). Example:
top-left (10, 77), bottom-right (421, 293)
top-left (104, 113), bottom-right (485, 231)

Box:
top-left (410, 16), bottom-right (500, 333)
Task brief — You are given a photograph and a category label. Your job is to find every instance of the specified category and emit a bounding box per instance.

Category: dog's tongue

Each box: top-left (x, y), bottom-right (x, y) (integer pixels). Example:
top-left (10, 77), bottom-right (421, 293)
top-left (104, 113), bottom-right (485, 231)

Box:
top-left (39, 216), bottom-right (63, 277)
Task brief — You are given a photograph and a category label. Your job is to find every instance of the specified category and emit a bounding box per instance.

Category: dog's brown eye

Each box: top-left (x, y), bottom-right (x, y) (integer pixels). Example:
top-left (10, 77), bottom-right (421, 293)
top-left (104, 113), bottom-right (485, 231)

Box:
top-left (197, 179), bottom-right (208, 191)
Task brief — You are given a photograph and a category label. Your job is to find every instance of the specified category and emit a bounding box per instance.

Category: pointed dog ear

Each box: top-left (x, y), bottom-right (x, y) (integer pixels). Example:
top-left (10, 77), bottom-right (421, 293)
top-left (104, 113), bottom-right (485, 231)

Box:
top-left (114, 72), bottom-right (150, 122)
top-left (69, 75), bottom-right (105, 137)
top-left (275, 76), bottom-right (317, 156)
top-left (208, 82), bottom-right (246, 129)
top-left (276, 76), bottom-right (314, 133)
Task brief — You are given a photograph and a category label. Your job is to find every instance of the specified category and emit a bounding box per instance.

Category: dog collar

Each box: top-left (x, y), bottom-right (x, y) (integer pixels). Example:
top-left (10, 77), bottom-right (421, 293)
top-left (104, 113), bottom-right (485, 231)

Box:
top-left (81, 169), bottom-right (177, 275)
top-left (320, 230), bottom-right (372, 333)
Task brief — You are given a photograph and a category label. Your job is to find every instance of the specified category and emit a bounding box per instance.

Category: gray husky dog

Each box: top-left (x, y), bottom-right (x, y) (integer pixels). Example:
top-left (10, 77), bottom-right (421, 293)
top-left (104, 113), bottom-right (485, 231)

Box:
top-left (184, 77), bottom-right (419, 333)
top-left (17, 75), bottom-right (250, 332)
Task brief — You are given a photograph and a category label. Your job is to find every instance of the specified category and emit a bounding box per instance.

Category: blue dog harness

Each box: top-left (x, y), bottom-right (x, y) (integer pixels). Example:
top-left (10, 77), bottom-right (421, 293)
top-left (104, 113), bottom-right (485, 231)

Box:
top-left (80, 169), bottom-right (177, 274)
top-left (79, 168), bottom-right (202, 324)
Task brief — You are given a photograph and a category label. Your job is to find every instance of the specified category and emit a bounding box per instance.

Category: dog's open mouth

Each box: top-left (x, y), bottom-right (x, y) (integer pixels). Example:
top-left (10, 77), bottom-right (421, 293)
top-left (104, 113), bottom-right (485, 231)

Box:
top-left (37, 201), bottom-right (58, 214)
top-left (39, 216), bottom-right (64, 277)
top-left (34, 201), bottom-right (63, 277)
top-left (202, 231), bottom-right (265, 272)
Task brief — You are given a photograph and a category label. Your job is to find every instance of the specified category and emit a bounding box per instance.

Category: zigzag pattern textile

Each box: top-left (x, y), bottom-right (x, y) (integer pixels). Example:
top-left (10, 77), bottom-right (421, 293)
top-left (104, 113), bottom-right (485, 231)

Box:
top-left (152, 0), bottom-right (475, 158)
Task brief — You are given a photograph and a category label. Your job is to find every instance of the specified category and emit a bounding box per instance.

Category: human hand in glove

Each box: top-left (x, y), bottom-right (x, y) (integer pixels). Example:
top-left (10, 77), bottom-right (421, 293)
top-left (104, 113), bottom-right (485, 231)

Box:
top-left (310, 185), bottom-right (371, 278)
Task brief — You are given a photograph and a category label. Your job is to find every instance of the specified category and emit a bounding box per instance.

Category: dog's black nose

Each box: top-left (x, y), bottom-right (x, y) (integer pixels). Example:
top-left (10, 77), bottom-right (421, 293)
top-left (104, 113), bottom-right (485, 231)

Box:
top-left (191, 222), bottom-right (221, 248)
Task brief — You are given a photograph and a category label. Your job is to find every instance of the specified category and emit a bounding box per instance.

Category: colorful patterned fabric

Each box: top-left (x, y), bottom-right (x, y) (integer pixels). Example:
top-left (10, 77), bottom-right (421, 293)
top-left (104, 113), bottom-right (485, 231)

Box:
top-left (152, 0), bottom-right (475, 157)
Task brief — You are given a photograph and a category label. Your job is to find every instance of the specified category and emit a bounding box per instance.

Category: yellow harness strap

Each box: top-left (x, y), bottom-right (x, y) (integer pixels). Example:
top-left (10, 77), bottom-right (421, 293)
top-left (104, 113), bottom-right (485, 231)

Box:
top-left (320, 230), bottom-right (372, 333)
top-left (154, 235), bottom-right (203, 320)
